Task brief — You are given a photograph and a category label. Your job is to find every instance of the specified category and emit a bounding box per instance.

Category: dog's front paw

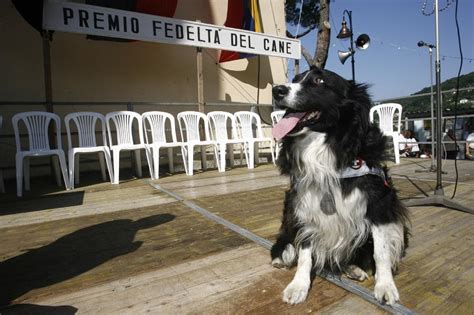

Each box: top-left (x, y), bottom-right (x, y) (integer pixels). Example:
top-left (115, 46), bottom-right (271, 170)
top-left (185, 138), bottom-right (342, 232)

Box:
top-left (374, 281), bottom-right (400, 305)
top-left (282, 279), bottom-right (310, 305)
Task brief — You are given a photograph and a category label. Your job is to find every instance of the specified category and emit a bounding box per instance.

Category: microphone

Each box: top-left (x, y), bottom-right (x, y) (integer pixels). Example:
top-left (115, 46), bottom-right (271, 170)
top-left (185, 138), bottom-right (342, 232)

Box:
top-left (418, 41), bottom-right (435, 48)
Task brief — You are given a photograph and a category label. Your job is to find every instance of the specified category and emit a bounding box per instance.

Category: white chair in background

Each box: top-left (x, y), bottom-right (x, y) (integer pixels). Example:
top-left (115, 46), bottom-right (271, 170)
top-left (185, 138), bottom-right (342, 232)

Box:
top-left (0, 116), bottom-right (5, 193)
top-left (142, 111), bottom-right (186, 179)
top-left (177, 111), bottom-right (219, 176)
top-left (12, 111), bottom-right (70, 197)
top-left (207, 111), bottom-right (247, 172)
top-left (369, 103), bottom-right (403, 164)
top-left (271, 110), bottom-right (285, 126)
top-left (65, 112), bottom-right (113, 189)
top-left (106, 111), bottom-right (149, 184)
top-left (234, 111), bottom-right (275, 169)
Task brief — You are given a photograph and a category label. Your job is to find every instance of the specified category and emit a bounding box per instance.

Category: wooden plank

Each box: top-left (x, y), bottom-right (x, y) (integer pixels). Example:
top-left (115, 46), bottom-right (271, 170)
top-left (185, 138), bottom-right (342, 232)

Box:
top-left (0, 203), bottom-right (250, 306)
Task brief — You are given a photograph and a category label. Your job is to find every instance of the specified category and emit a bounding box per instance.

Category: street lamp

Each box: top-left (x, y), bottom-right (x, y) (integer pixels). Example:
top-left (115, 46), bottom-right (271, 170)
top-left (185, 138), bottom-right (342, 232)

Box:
top-left (336, 10), bottom-right (370, 81)
top-left (417, 40), bottom-right (436, 171)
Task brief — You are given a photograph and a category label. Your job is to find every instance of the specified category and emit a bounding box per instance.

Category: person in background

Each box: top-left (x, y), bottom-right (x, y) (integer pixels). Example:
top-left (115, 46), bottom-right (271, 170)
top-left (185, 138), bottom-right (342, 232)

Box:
top-left (399, 130), bottom-right (420, 158)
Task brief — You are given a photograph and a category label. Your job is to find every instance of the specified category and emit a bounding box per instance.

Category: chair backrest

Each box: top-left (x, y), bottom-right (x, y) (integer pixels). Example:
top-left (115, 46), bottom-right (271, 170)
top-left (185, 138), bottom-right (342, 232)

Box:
top-left (64, 112), bottom-right (107, 149)
top-left (234, 111), bottom-right (264, 139)
top-left (369, 103), bottom-right (402, 135)
top-left (142, 111), bottom-right (178, 144)
top-left (207, 111), bottom-right (237, 142)
top-left (177, 111), bottom-right (210, 142)
top-left (271, 110), bottom-right (285, 126)
top-left (105, 111), bottom-right (144, 146)
top-left (12, 111), bottom-right (62, 152)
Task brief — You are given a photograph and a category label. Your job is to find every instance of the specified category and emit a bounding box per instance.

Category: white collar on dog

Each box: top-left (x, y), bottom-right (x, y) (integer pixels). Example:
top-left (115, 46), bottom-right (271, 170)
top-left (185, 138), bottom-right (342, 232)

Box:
top-left (340, 159), bottom-right (386, 181)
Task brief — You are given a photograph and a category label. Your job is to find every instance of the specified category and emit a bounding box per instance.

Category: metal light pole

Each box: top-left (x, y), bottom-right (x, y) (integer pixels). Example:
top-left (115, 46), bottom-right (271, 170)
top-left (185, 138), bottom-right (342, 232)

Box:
top-left (337, 10), bottom-right (355, 81)
top-left (336, 11), bottom-right (370, 82)
top-left (417, 41), bottom-right (436, 171)
top-left (404, 0), bottom-right (473, 213)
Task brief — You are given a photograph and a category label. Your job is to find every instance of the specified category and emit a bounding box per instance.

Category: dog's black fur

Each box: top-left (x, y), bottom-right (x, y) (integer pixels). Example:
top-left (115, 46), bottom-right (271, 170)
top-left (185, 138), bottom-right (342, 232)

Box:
top-left (271, 67), bottom-right (409, 305)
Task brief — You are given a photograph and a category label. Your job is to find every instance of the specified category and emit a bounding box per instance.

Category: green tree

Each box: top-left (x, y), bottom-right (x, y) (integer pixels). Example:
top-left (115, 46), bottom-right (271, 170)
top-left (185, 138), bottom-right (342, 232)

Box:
top-left (285, 0), bottom-right (331, 69)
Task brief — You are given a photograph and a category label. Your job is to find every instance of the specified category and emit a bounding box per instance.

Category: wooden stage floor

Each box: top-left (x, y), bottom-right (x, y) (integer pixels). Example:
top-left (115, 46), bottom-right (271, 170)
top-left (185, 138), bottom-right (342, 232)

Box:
top-left (0, 158), bottom-right (473, 314)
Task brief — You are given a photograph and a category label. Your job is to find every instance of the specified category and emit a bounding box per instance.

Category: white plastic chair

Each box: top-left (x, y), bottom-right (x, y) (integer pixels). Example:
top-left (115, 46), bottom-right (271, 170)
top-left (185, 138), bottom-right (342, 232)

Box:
top-left (0, 116), bottom-right (4, 193)
top-left (106, 111), bottom-right (150, 184)
top-left (142, 111), bottom-right (186, 179)
top-left (65, 112), bottom-right (114, 189)
top-left (271, 110), bottom-right (285, 126)
top-left (12, 111), bottom-right (70, 197)
top-left (369, 103), bottom-right (402, 164)
top-left (234, 111), bottom-right (275, 169)
top-left (207, 111), bottom-right (248, 172)
top-left (177, 111), bottom-right (219, 176)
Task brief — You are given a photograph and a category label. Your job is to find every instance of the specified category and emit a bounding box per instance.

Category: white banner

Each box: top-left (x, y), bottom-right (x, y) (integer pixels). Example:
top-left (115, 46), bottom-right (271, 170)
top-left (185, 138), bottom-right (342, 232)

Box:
top-left (42, 0), bottom-right (300, 59)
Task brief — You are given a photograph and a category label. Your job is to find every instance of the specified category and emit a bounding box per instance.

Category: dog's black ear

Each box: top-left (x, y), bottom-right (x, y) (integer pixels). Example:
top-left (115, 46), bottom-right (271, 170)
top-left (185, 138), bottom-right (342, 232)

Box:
top-left (310, 65), bottom-right (319, 71)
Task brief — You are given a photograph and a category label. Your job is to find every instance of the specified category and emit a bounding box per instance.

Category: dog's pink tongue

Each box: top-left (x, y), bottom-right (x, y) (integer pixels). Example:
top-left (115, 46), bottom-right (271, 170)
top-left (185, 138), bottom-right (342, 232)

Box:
top-left (272, 112), bottom-right (307, 140)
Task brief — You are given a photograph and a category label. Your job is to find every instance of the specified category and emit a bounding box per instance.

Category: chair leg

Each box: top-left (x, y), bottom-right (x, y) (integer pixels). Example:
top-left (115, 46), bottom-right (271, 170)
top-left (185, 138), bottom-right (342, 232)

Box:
top-left (134, 150), bottom-right (142, 177)
top-left (103, 149), bottom-right (114, 183)
top-left (98, 152), bottom-right (107, 181)
top-left (144, 147), bottom-right (154, 180)
top-left (201, 146), bottom-right (207, 171)
top-left (254, 142), bottom-right (259, 167)
top-left (393, 135), bottom-right (400, 164)
top-left (270, 140), bottom-right (276, 165)
top-left (180, 146), bottom-right (188, 175)
top-left (153, 148), bottom-right (160, 180)
top-left (112, 150), bottom-right (121, 184)
top-left (228, 144), bottom-right (235, 167)
top-left (57, 153), bottom-right (70, 190)
top-left (52, 156), bottom-right (61, 187)
top-left (219, 143), bottom-right (226, 172)
top-left (247, 142), bottom-right (255, 169)
top-left (188, 145), bottom-right (195, 176)
top-left (68, 150), bottom-right (75, 189)
top-left (24, 157), bottom-right (30, 191)
top-left (16, 154), bottom-right (24, 197)
top-left (168, 147), bottom-right (174, 173)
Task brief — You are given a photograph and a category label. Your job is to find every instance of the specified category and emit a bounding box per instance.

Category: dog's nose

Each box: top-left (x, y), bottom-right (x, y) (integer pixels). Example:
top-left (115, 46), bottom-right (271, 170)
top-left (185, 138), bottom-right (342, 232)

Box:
top-left (272, 85), bottom-right (289, 100)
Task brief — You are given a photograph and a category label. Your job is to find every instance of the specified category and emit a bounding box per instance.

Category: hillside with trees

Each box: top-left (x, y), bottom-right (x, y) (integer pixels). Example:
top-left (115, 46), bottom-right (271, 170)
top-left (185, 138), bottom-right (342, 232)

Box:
top-left (387, 72), bottom-right (474, 117)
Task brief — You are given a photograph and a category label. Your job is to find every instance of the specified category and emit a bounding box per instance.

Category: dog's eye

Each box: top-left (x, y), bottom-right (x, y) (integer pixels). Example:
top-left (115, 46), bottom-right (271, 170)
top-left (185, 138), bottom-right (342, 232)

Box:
top-left (313, 78), bottom-right (325, 85)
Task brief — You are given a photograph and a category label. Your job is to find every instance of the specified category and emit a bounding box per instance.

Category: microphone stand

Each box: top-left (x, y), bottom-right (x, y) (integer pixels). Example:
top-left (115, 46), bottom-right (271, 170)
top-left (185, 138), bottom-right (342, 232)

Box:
top-left (403, 0), bottom-right (473, 214)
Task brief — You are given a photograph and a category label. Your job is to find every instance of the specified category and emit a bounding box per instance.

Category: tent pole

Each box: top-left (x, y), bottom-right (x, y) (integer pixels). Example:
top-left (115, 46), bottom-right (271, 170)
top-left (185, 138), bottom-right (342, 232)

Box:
top-left (42, 31), bottom-right (53, 113)
top-left (196, 44), bottom-right (206, 170)
top-left (42, 30), bottom-right (61, 186)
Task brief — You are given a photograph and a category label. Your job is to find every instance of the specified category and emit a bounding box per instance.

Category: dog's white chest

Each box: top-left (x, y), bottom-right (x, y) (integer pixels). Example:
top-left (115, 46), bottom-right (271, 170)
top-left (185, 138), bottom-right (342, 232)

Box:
top-left (291, 132), bottom-right (370, 269)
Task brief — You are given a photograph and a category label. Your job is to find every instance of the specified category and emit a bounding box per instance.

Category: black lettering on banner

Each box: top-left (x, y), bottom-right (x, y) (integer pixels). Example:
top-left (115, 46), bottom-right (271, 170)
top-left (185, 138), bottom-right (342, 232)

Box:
top-left (214, 30), bottom-right (221, 44)
top-left (239, 34), bottom-right (246, 48)
top-left (176, 24), bottom-right (183, 39)
top-left (248, 35), bottom-right (254, 49)
top-left (231, 33), bottom-right (237, 46)
top-left (263, 38), bottom-right (270, 50)
top-left (186, 25), bottom-right (194, 41)
top-left (63, 8), bottom-right (73, 25)
top-left (279, 41), bottom-right (285, 53)
top-left (108, 15), bottom-right (120, 31)
top-left (93, 12), bottom-right (104, 29)
top-left (272, 40), bottom-right (277, 52)
top-left (152, 20), bottom-right (162, 36)
top-left (164, 22), bottom-right (173, 38)
top-left (286, 42), bottom-right (291, 54)
top-left (131, 17), bottom-right (139, 33)
top-left (78, 9), bottom-right (89, 28)
top-left (122, 16), bottom-right (127, 32)
top-left (197, 26), bottom-right (205, 42)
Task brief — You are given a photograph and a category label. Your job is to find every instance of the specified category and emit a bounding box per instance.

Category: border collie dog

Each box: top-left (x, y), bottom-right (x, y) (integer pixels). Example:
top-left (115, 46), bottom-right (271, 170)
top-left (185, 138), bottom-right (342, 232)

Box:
top-left (271, 67), bottom-right (409, 305)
